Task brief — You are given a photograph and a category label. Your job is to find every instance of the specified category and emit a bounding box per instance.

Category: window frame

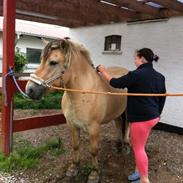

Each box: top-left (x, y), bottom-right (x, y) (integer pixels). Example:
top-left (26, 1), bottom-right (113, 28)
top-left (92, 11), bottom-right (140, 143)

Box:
top-left (26, 47), bottom-right (42, 69)
top-left (103, 35), bottom-right (122, 54)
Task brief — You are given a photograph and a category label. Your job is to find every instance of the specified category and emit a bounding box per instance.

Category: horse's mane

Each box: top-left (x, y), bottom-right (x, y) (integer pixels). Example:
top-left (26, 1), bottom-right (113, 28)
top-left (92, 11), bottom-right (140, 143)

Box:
top-left (41, 39), bottom-right (94, 67)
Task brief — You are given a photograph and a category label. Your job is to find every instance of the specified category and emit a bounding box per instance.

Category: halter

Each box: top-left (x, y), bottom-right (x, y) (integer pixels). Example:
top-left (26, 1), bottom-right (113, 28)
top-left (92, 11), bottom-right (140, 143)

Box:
top-left (29, 71), bottom-right (65, 88)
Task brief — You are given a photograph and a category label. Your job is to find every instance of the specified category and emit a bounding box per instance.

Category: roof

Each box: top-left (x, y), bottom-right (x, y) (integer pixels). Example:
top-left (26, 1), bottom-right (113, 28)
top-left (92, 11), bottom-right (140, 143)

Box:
top-left (0, 0), bottom-right (183, 28)
top-left (0, 17), bottom-right (70, 39)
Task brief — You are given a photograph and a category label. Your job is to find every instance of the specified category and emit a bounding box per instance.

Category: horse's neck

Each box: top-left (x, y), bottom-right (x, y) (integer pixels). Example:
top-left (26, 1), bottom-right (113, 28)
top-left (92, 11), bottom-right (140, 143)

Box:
top-left (65, 57), bottom-right (98, 89)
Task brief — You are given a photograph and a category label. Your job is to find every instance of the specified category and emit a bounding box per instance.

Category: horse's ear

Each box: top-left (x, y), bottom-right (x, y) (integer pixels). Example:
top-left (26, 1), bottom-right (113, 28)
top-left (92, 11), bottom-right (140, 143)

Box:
top-left (61, 39), bottom-right (70, 52)
top-left (61, 39), bottom-right (71, 69)
top-left (41, 38), bottom-right (49, 46)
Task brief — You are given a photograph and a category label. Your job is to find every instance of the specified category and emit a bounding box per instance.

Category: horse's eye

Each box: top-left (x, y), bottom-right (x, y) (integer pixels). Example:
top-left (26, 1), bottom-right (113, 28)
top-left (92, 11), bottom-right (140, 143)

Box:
top-left (49, 61), bottom-right (58, 66)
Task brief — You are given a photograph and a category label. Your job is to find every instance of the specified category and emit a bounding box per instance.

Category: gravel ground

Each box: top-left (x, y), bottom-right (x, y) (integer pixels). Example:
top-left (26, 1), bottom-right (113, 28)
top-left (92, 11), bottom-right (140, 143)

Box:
top-left (0, 109), bottom-right (183, 183)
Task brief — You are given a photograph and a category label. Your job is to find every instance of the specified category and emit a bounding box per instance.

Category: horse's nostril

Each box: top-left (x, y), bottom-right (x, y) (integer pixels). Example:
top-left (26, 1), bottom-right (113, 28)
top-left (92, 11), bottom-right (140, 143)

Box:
top-left (26, 84), bottom-right (45, 100)
top-left (26, 87), bottom-right (34, 97)
top-left (29, 88), bottom-right (33, 95)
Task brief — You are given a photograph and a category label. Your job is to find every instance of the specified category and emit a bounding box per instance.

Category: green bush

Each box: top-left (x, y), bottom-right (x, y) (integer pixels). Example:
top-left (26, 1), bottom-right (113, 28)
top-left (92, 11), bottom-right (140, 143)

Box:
top-left (0, 92), bottom-right (63, 111)
top-left (14, 92), bottom-right (63, 109)
top-left (15, 48), bottom-right (27, 73)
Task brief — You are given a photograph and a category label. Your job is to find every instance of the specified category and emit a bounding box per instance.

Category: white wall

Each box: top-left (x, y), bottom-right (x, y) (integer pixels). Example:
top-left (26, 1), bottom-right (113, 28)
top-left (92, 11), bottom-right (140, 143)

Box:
top-left (16, 35), bottom-right (43, 53)
top-left (16, 35), bottom-right (44, 72)
top-left (1, 17), bottom-right (183, 128)
top-left (70, 17), bottom-right (183, 128)
top-left (0, 34), bottom-right (44, 85)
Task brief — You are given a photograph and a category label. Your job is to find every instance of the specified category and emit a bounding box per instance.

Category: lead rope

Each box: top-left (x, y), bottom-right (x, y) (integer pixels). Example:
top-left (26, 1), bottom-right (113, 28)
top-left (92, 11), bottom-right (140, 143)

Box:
top-left (4, 68), bottom-right (29, 106)
top-left (4, 68), bottom-right (183, 107)
top-left (47, 66), bottom-right (183, 97)
top-left (48, 85), bottom-right (183, 97)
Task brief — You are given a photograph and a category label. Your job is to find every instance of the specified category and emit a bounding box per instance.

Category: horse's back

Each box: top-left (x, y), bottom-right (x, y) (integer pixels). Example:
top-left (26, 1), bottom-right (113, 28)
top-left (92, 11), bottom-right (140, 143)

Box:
top-left (106, 66), bottom-right (128, 78)
top-left (101, 66), bottom-right (128, 93)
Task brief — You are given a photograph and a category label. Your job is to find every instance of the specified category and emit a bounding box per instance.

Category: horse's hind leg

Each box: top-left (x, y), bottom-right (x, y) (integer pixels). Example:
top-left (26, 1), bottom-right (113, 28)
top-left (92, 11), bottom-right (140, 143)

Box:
top-left (114, 112), bottom-right (130, 154)
top-left (87, 123), bottom-right (100, 183)
top-left (66, 126), bottom-right (80, 177)
top-left (121, 112), bottom-right (131, 154)
top-left (121, 111), bottom-right (130, 145)
top-left (114, 116), bottom-right (123, 152)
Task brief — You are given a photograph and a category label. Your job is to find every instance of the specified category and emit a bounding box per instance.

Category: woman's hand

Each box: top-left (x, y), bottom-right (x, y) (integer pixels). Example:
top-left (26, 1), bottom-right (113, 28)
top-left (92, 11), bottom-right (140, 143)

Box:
top-left (96, 65), bottom-right (112, 81)
top-left (96, 65), bottom-right (107, 74)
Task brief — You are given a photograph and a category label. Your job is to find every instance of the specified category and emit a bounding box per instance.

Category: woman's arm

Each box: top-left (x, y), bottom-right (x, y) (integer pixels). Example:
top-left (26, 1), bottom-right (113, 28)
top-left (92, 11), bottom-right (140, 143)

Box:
top-left (97, 65), bottom-right (136, 89)
top-left (97, 65), bottom-right (112, 81)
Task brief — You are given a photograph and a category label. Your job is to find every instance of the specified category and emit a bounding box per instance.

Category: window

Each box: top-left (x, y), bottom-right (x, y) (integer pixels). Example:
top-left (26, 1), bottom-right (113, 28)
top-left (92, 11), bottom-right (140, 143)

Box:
top-left (26, 48), bottom-right (42, 64)
top-left (104, 35), bottom-right (122, 52)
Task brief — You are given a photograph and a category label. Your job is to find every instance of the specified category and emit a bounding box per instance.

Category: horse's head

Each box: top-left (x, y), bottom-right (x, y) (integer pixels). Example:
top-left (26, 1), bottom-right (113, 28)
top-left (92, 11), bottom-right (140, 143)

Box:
top-left (25, 39), bottom-right (72, 100)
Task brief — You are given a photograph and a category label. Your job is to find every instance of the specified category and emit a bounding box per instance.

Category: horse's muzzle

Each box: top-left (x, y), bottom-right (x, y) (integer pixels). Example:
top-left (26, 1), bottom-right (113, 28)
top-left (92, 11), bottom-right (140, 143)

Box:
top-left (25, 81), bottom-right (46, 100)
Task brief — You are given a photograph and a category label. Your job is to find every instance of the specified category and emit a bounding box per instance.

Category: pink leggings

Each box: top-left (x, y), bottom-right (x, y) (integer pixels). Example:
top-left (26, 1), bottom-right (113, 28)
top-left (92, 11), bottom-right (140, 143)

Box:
top-left (130, 117), bottom-right (159, 176)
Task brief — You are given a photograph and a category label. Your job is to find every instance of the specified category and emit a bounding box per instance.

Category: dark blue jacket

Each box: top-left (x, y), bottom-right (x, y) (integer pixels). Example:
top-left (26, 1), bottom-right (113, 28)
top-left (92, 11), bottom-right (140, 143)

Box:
top-left (110, 63), bottom-right (166, 122)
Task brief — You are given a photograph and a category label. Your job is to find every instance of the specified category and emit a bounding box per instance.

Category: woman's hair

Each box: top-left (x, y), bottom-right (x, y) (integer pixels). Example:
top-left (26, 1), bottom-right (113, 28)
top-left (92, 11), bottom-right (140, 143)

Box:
top-left (136, 48), bottom-right (159, 62)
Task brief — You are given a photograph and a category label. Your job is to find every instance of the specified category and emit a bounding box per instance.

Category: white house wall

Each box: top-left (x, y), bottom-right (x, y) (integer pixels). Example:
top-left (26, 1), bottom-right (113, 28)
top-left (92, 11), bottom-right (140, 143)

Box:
top-left (16, 35), bottom-right (43, 54)
top-left (0, 34), bottom-right (44, 86)
top-left (70, 17), bottom-right (183, 128)
top-left (0, 17), bottom-right (183, 128)
top-left (15, 35), bottom-right (44, 72)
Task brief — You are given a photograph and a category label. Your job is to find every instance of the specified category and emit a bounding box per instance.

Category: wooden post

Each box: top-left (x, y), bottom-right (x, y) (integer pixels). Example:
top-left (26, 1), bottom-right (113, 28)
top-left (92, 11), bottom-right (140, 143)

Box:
top-left (1, 0), bottom-right (16, 155)
top-left (0, 0), bottom-right (66, 156)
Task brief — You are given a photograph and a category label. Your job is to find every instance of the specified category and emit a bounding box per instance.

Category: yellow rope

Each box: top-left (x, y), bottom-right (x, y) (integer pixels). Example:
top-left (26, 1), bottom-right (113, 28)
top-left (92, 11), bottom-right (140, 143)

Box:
top-left (49, 85), bottom-right (183, 97)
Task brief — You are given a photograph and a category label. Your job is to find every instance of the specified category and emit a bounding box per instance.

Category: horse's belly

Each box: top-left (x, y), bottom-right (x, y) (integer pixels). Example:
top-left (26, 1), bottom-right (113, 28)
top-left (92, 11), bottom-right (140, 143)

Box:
top-left (62, 90), bottom-right (127, 129)
top-left (101, 95), bottom-right (127, 123)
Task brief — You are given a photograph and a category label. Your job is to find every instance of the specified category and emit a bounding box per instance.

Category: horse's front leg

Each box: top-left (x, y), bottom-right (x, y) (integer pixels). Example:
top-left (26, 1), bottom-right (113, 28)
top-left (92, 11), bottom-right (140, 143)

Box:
top-left (87, 123), bottom-right (100, 183)
top-left (66, 125), bottom-right (80, 177)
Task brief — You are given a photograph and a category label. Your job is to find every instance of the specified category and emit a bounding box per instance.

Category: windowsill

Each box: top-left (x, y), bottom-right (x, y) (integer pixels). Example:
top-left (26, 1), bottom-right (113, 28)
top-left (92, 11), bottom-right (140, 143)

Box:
top-left (26, 63), bottom-right (39, 69)
top-left (102, 51), bottom-right (122, 55)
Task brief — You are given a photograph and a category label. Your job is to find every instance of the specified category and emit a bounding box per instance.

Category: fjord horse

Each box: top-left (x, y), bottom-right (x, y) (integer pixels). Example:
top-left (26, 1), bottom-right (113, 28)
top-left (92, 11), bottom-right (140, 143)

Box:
top-left (25, 39), bottom-right (130, 183)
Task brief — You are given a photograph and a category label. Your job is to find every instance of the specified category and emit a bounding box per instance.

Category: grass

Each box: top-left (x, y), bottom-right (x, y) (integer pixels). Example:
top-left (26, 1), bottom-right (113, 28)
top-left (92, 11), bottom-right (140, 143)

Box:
top-left (79, 164), bottom-right (93, 177)
top-left (0, 138), bottom-right (65, 172)
top-left (0, 91), bottom-right (64, 172)
top-left (75, 164), bottom-right (97, 182)
top-left (0, 91), bottom-right (63, 111)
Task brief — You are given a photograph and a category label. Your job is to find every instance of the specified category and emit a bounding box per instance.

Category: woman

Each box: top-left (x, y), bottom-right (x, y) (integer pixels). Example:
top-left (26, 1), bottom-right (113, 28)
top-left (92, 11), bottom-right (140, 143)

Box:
top-left (97, 48), bottom-right (166, 183)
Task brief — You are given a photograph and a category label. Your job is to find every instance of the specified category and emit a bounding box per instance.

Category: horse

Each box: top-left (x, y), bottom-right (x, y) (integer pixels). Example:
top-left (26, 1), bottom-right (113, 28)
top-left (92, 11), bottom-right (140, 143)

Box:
top-left (25, 39), bottom-right (130, 183)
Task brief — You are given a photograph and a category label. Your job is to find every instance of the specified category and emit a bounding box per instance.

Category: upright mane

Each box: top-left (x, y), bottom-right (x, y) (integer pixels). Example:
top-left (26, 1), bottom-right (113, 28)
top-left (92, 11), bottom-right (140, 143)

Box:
top-left (41, 39), bottom-right (94, 67)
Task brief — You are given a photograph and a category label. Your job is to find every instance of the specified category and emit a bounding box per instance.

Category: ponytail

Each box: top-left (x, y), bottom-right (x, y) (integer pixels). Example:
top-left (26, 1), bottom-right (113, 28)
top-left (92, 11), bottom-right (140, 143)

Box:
top-left (153, 54), bottom-right (159, 62)
top-left (137, 48), bottom-right (159, 63)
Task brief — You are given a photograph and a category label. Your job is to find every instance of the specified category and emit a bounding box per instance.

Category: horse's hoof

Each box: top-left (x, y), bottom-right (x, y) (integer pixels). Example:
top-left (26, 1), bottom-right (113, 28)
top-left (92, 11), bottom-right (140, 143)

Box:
top-left (87, 177), bottom-right (100, 183)
top-left (122, 144), bottom-right (131, 155)
top-left (87, 180), bottom-right (100, 183)
top-left (87, 171), bottom-right (100, 183)
top-left (115, 140), bottom-right (122, 153)
top-left (66, 164), bottom-right (79, 177)
top-left (66, 169), bottom-right (78, 177)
